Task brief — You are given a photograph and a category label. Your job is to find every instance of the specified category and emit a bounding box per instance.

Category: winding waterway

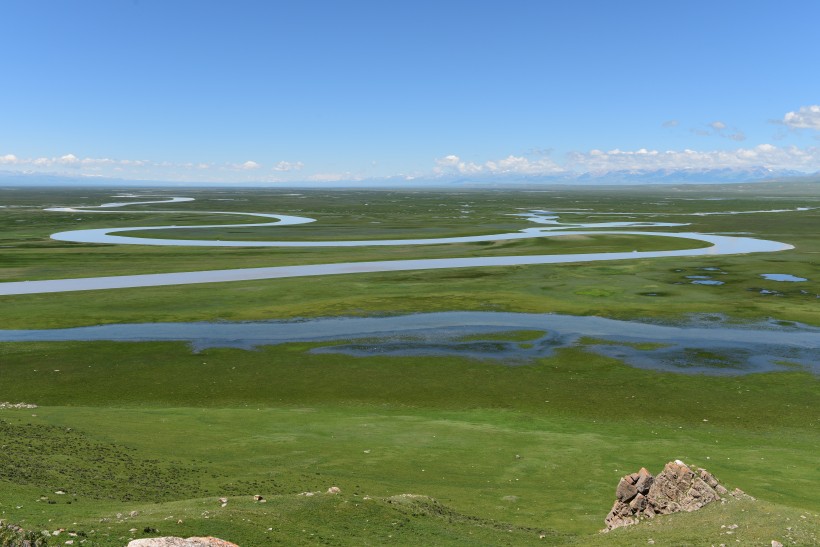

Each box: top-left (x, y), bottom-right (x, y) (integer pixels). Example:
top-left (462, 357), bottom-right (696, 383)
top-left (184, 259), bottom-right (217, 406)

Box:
top-left (0, 195), bottom-right (796, 295)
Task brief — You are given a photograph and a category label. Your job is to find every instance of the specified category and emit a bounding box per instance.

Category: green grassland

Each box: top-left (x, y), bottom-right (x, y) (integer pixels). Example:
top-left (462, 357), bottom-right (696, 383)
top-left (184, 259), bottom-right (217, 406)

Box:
top-left (1, 182), bottom-right (818, 545)
top-left (1, 183), bottom-right (818, 329)
top-left (1, 341), bottom-right (818, 545)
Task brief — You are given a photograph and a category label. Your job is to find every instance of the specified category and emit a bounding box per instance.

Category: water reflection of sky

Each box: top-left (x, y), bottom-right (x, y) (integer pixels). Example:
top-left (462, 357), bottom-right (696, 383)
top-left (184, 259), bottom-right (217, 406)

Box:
top-left (1, 312), bottom-right (817, 376)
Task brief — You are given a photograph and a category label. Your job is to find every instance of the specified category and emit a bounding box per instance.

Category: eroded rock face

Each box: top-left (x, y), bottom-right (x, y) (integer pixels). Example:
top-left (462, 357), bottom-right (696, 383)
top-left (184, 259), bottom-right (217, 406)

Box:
top-left (604, 460), bottom-right (733, 532)
top-left (126, 537), bottom-right (239, 547)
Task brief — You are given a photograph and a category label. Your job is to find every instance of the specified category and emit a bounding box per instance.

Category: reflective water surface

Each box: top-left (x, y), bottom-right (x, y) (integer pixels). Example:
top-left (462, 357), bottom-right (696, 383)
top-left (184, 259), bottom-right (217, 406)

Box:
top-left (1, 312), bottom-right (817, 376)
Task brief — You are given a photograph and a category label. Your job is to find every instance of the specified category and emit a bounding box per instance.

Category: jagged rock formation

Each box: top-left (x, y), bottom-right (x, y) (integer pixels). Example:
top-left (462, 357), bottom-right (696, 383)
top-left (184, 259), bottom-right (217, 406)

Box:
top-left (127, 537), bottom-right (238, 547)
top-left (604, 460), bottom-right (732, 531)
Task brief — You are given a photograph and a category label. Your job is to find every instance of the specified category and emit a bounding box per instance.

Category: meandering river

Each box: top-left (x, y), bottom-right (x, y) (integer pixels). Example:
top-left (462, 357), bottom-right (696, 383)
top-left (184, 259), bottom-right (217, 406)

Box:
top-left (0, 196), bottom-right (796, 295)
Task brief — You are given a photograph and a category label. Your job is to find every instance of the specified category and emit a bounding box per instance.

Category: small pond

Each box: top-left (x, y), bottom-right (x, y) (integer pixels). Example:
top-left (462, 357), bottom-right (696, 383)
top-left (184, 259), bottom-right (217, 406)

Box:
top-left (761, 273), bottom-right (808, 282)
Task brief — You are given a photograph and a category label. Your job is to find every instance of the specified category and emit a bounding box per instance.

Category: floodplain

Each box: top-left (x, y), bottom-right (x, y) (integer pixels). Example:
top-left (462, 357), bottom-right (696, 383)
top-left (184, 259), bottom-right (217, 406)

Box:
top-left (1, 182), bottom-right (818, 545)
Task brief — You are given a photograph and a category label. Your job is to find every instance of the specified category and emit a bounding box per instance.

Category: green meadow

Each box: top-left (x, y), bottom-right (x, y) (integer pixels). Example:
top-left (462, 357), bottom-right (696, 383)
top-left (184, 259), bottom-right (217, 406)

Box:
top-left (1, 183), bottom-right (818, 545)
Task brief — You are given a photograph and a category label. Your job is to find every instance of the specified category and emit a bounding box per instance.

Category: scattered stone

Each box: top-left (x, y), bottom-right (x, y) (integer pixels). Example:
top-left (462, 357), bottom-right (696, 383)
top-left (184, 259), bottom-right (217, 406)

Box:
top-left (772, 541), bottom-right (783, 547)
top-left (217, 497), bottom-right (227, 504)
top-left (127, 537), bottom-right (238, 547)
top-left (730, 488), bottom-right (755, 500)
top-left (327, 486), bottom-right (341, 494)
top-left (130, 511), bottom-right (140, 517)
top-left (0, 402), bottom-right (38, 409)
top-left (253, 495), bottom-right (265, 502)
top-left (604, 460), bottom-right (733, 532)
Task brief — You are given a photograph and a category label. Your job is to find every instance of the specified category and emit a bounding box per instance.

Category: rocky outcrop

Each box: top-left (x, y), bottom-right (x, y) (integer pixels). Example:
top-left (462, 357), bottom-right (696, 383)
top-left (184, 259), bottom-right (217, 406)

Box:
top-left (604, 460), bottom-right (733, 531)
top-left (127, 537), bottom-right (239, 547)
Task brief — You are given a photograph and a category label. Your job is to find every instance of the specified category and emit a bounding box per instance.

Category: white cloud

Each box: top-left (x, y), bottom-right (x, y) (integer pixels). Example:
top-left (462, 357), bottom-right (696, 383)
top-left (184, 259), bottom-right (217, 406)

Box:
top-left (661, 120), bottom-right (679, 128)
top-left (0, 154), bottom-right (19, 164)
top-left (239, 160), bottom-right (260, 170)
top-left (436, 154), bottom-right (461, 167)
top-left (58, 153), bottom-right (80, 165)
top-left (432, 145), bottom-right (820, 177)
top-left (273, 160), bottom-right (304, 172)
top-left (566, 144), bottom-right (820, 172)
top-left (709, 121), bottom-right (727, 131)
top-left (783, 105), bottom-right (820, 129)
top-left (434, 154), bottom-right (565, 176)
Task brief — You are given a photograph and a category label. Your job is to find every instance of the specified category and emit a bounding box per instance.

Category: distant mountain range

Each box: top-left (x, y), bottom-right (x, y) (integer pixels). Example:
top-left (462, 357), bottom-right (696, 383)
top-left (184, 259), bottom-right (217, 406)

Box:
top-left (0, 167), bottom-right (817, 187)
top-left (440, 167), bottom-right (814, 187)
top-left (573, 167), bottom-right (808, 184)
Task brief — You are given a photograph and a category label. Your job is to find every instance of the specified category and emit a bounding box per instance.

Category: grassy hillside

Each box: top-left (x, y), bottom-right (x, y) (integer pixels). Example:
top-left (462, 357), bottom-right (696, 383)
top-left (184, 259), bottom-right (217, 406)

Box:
top-left (1, 339), bottom-right (818, 545)
top-left (1, 183), bottom-right (818, 545)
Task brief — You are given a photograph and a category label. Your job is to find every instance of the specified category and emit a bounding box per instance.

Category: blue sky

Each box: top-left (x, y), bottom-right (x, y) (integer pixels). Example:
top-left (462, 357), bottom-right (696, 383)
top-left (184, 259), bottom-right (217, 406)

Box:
top-left (1, 0), bottom-right (819, 183)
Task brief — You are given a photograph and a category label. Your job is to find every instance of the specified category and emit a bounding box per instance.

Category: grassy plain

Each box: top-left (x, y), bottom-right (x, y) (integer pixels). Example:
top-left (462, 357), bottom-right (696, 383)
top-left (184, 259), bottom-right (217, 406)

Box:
top-left (1, 182), bottom-right (818, 545)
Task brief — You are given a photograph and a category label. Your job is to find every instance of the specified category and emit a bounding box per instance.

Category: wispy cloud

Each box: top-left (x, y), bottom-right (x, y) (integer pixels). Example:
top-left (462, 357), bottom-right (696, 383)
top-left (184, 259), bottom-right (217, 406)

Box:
top-left (567, 144), bottom-right (818, 171)
top-left (434, 154), bottom-right (565, 176)
top-left (783, 105), bottom-right (820, 130)
top-left (692, 121), bottom-right (746, 142)
top-left (0, 153), bottom-right (136, 168)
top-left (0, 153), bottom-right (308, 181)
top-left (435, 145), bottom-right (820, 177)
top-left (661, 120), bottom-right (679, 128)
top-left (273, 160), bottom-right (304, 172)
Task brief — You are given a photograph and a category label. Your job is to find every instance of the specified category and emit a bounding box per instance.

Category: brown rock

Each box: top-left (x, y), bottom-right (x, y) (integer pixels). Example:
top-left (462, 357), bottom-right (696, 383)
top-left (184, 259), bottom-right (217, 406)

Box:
top-left (635, 467), bottom-right (654, 495)
top-left (615, 477), bottom-right (638, 502)
top-left (700, 468), bottom-right (720, 488)
top-left (604, 460), bottom-right (728, 532)
top-left (629, 493), bottom-right (647, 512)
top-left (604, 500), bottom-right (637, 531)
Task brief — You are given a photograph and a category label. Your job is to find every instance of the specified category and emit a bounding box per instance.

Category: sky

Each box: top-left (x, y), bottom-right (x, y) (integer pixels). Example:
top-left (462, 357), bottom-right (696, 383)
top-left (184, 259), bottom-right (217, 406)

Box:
top-left (1, 0), bottom-right (820, 184)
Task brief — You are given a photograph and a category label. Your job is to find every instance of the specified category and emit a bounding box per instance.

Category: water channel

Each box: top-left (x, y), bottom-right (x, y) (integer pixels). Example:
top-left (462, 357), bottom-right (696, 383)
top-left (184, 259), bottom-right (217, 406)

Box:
top-left (0, 196), bottom-right (797, 295)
